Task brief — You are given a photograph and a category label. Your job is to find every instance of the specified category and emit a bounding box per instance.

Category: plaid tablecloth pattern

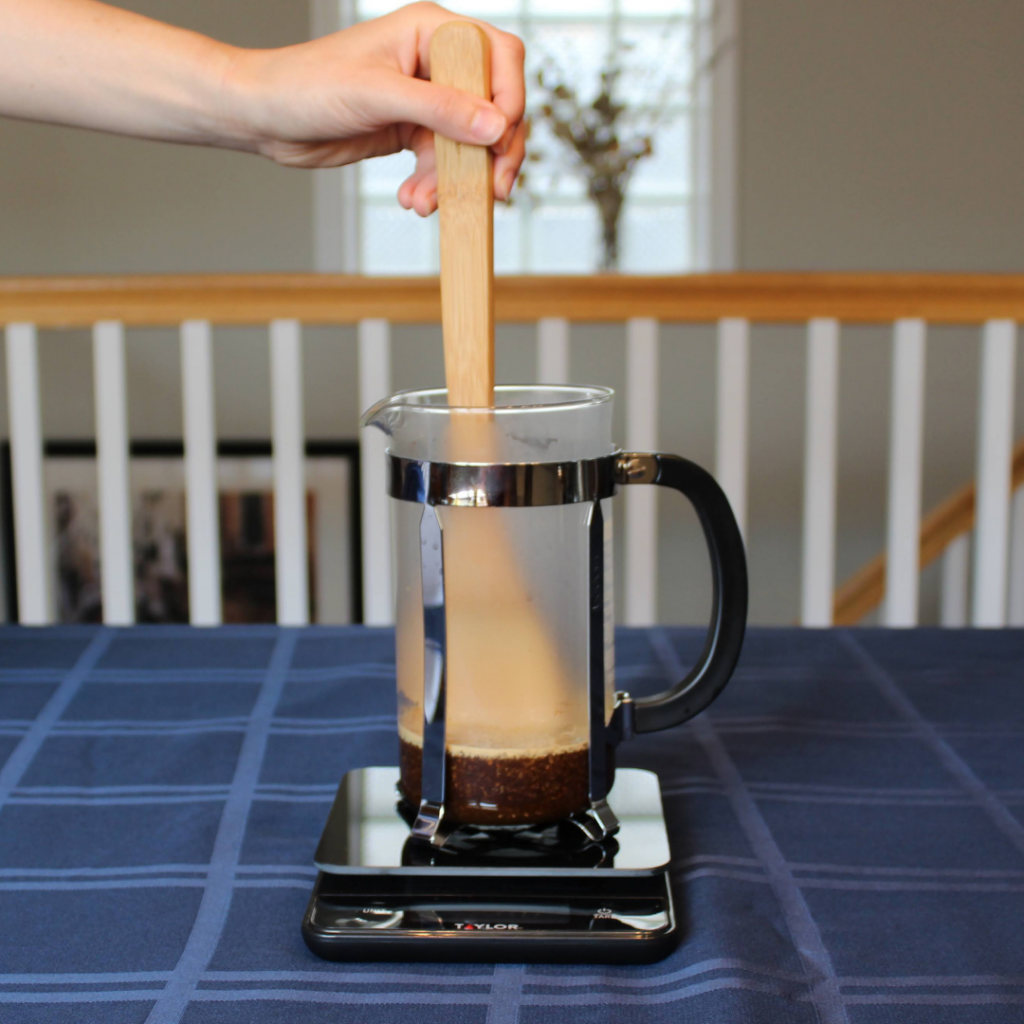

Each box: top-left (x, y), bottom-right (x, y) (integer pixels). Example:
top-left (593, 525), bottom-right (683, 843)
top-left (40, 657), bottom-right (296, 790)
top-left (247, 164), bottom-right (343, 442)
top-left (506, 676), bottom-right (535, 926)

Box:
top-left (0, 625), bottom-right (1022, 1023)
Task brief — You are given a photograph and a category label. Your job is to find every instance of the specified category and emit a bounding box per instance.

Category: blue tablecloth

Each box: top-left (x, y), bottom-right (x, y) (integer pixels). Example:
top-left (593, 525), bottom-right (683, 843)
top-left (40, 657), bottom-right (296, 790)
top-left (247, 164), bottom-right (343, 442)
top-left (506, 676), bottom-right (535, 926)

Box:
top-left (0, 625), bottom-right (1022, 1023)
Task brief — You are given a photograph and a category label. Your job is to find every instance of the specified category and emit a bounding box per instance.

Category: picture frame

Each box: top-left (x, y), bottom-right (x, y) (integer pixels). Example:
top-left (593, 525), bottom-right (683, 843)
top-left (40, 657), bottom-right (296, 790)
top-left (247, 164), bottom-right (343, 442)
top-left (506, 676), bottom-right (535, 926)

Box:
top-left (0, 440), bottom-right (362, 625)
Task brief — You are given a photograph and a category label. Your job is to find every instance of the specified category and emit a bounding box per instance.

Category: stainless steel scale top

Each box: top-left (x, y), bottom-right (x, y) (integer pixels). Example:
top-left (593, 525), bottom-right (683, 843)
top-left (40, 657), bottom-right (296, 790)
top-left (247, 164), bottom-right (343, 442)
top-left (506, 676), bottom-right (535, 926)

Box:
top-left (315, 766), bottom-right (672, 875)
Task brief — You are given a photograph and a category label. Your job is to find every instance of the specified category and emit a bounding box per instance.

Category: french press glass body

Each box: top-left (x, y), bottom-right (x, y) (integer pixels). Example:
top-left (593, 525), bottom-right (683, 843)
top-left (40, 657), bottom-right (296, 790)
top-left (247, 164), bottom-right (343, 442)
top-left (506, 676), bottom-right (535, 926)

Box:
top-left (363, 384), bottom-right (747, 846)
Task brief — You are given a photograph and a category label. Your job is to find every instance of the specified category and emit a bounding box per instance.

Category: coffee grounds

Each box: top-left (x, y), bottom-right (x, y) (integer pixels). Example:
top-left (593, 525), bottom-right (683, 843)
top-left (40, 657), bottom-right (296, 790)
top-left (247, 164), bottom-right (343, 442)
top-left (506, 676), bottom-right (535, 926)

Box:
top-left (399, 738), bottom-right (591, 826)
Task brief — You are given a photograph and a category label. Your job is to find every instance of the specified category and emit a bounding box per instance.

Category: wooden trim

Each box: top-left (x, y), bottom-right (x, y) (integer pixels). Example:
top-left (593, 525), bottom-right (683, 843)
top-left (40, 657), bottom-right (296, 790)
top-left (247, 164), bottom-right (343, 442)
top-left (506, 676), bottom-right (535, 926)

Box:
top-left (833, 437), bottom-right (1024, 625)
top-left (3, 273), bottom-right (1024, 327)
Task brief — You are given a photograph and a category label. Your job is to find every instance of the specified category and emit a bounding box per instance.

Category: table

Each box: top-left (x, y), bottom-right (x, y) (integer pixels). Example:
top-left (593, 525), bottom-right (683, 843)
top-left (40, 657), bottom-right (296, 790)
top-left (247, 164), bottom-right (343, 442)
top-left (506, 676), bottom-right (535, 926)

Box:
top-left (0, 625), bottom-right (1021, 1023)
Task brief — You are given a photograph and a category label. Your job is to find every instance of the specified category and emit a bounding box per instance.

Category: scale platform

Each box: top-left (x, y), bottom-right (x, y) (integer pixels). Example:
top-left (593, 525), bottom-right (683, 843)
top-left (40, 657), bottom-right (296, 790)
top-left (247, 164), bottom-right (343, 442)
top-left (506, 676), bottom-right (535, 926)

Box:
top-left (302, 766), bottom-right (677, 964)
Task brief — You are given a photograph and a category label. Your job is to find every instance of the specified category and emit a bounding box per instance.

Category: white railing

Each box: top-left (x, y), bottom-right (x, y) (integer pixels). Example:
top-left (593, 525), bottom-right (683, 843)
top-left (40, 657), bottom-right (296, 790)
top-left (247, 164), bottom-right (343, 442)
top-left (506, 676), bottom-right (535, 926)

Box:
top-left (5, 323), bottom-right (48, 625)
top-left (1, 273), bottom-right (1022, 628)
top-left (92, 321), bottom-right (134, 625)
top-left (357, 317), bottom-right (392, 626)
top-left (883, 319), bottom-right (926, 628)
top-left (269, 318), bottom-right (309, 626)
top-left (973, 320), bottom-right (1018, 626)
top-left (180, 319), bottom-right (221, 626)
top-left (624, 317), bottom-right (659, 627)
top-left (800, 318), bottom-right (840, 628)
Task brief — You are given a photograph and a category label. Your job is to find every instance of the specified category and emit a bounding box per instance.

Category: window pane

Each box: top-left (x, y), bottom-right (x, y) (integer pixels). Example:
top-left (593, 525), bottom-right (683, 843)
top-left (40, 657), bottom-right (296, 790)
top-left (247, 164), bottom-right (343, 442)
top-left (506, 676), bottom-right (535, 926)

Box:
top-left (629, 116), bottom-right (691, 197)
top-left (494, 203), bottom-right (523, 274)
top-left (352, 2), bottom-right (701, 274)
top-left (362, 203), bottom-right (436, 275)
top-left (521, 117), bottom-right (587, 199)
top-left (529, 204), bottom-right (599, 273)
top-left (526, 22), bottom-right (609, 105)
top-left (623, 0), bottom-right (695, 15)
top-left (360, 150), bottom-right (415, 199)
top-left (527, 0), bottom-right (612, 14)
top-left (616, 21), bottom-right (693, 108)
top-left (620, 201), bottom-right (690, 272)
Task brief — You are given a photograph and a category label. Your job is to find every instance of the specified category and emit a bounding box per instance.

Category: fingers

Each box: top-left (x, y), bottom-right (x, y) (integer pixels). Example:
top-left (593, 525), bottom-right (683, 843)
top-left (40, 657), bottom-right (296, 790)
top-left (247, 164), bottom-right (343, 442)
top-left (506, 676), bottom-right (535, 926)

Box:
top-left (262, 125), bottom-right (403, 169)
top-left (361, 72), bottom-right (507, 147)
top-left (398, 125), bottom-right (437, 216)
top-left (466, 20), bottom-right (526, 137)
top-left (401, 172), bottom-right (437, 217)
top-left (493, 119), bottom-right (526, 200)
top-left (398, 114), bottom-right (525, 214)
top-left (406, 4), bottom-right (526, 129)
top-left (483, 28), bottom-right (526, 134)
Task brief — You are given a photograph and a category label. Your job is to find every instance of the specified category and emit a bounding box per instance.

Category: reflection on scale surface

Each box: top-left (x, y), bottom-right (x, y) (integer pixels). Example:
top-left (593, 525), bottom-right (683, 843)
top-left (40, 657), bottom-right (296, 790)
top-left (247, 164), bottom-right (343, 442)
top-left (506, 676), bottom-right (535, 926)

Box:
top-left (316, 766), bottom-right (672, 873)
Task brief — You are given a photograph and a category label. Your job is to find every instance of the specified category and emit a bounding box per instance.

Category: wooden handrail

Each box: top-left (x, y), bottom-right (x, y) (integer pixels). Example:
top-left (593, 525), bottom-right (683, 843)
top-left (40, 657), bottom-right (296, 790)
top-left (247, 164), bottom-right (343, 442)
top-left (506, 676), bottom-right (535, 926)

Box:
top-left (3, 273), bottom-right (1024, 327)
top-left (833, 437), bottom-right (1024, 625)
top-left (3, 269), bottom-right (1020, 625)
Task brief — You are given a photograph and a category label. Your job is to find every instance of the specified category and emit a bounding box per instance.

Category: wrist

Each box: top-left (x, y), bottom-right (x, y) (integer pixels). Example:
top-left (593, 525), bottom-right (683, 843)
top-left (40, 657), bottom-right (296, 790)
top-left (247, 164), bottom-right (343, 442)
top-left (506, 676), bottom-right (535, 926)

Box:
top-left (212, 45), bottom-right (273, 154)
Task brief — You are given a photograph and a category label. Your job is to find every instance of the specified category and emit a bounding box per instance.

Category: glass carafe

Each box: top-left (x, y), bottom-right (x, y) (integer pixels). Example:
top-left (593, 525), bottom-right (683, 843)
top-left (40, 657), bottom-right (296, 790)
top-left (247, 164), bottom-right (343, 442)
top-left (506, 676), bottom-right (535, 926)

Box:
top-left (363, 385), bottom-right (747, 844)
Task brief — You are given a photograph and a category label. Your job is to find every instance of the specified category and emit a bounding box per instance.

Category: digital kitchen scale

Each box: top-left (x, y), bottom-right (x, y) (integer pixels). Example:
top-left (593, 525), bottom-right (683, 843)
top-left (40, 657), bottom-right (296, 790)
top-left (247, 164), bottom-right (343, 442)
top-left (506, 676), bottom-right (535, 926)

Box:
top-left (302, 766), bottom-right (677, 964)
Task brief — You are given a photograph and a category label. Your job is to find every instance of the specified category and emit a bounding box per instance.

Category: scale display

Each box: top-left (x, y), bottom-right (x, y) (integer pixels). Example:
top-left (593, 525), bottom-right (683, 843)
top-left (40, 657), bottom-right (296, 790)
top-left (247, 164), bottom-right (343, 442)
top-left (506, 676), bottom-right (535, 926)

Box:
top-left (302, 767), bottom-right (678, 964)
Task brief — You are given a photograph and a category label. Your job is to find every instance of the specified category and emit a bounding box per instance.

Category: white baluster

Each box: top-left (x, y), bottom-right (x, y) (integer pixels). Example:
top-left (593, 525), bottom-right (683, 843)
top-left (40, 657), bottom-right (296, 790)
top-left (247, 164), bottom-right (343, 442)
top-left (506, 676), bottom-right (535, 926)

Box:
top-left (884, 319), bottom-right (927, 627)
top-left (1008, 486), bottom-right (1024, 627)
top-left (92, 321), bottom-right (134, 624)
top-left (715, 317), bottom-right (749, 539)
top-left (801, 318), bottom-right (840, 627)
top-left (358, 318), bottom-right (393, 625)
top-left (940, 533), bottom-right (970, 628)
top-left (625, 317), bottom-right (659, 626)
top-left (5, 324), bottom-right (49, 624)
top-left (270, 319), bottom-right (309, 626)
top-left (180, 320), bottom-right (221, 626)
top-left (972, 319), bottom-right (1016, 627)
top-left (536, 318), bottom-right (570, 385)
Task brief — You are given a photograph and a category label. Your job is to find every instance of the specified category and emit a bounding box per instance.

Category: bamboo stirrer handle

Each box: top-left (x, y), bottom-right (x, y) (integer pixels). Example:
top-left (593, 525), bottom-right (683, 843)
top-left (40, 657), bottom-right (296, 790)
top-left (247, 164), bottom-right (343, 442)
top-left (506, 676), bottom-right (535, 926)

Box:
top-left (430, 22), bottom-right (495, 408)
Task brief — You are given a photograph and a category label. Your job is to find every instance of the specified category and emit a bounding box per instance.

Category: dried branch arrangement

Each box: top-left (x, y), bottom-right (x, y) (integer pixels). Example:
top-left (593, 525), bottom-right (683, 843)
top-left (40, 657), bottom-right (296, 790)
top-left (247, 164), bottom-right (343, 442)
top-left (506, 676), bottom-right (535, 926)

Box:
top-left (523, 31), bottom-right (691, 271)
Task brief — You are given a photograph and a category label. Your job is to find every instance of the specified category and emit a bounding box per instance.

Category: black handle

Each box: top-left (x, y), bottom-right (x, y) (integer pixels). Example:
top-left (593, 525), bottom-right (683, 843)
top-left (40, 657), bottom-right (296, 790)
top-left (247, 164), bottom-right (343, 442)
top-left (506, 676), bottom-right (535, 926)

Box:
top-left (618, 453), bottom-right (748, 733)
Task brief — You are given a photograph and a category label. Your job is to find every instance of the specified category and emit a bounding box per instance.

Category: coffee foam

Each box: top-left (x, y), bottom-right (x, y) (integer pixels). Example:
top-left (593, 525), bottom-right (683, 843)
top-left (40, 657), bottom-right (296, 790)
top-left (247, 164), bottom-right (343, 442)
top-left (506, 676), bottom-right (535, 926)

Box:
top-left (398, 721), bottom-right (587, 760)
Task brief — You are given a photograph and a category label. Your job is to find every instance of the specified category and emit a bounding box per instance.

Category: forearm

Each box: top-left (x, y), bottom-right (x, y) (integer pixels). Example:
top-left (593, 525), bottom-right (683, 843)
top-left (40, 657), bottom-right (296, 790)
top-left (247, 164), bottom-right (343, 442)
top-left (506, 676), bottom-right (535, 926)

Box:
top-left (0, 0), bottom-right (527, 207)
top-left (0, 0), bottom-right (250, 148)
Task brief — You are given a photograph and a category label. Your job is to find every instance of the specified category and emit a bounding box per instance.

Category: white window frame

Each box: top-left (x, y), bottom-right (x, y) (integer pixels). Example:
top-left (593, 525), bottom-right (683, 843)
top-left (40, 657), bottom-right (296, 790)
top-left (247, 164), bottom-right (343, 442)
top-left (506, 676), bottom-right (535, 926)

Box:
top-left (308, 0), bottom-right (738, 273)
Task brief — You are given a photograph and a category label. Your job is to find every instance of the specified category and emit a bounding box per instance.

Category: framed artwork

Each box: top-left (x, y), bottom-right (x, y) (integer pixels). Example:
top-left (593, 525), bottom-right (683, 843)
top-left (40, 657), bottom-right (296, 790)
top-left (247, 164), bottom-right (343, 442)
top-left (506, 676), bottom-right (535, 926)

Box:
top-left (1, 440), bottom-right (361, 625)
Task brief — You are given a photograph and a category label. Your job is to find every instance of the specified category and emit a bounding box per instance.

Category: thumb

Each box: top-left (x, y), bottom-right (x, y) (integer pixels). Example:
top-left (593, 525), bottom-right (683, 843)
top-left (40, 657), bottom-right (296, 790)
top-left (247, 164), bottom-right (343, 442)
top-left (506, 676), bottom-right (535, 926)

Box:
top-left (362, 73), bottom-right (507, 145)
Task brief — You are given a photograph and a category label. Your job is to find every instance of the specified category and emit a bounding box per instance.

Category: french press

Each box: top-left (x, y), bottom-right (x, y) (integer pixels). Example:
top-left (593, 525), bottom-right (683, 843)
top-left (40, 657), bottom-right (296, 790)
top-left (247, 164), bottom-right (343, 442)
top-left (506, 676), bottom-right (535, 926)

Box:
top-left (364, 383), bottom-right (748, 845)
top-left (302, 20), bottom-right (746, 964)
top-left (303, 385), bottom-right (748, 964)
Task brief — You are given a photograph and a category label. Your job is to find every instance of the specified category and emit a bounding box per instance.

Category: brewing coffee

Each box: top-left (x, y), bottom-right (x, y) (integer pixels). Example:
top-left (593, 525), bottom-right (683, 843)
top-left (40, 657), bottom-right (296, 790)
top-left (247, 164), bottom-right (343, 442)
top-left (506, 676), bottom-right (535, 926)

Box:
top-left (365, 384), bottom-right (748, 839)
top-left (398, 727), bottom-right (589, 826)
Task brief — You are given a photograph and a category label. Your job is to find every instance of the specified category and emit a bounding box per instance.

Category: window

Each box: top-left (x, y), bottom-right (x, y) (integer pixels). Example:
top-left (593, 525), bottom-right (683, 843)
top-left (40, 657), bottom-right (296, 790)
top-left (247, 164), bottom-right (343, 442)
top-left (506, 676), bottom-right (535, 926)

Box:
top-left (313, 1), bottom-right (734, 274)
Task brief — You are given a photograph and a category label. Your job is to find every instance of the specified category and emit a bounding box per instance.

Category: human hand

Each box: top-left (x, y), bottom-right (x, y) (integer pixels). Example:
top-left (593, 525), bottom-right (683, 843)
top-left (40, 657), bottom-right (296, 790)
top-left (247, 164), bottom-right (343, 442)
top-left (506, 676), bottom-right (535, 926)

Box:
top-left (226, 2), bottom-right (526, 215)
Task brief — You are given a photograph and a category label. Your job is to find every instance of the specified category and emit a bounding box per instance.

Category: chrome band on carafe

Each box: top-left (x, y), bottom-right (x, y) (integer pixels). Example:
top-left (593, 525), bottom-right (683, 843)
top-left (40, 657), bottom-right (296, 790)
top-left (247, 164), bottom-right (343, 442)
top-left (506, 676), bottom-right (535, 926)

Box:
top-left (387, 454), bottom-right (618, 508)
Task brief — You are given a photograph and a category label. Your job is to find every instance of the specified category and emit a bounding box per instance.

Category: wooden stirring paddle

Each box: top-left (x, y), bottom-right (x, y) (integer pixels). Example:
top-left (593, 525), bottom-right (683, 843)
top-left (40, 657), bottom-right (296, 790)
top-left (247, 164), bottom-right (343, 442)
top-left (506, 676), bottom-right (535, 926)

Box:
top-left (413, 21), bottom-right (581, 755)
top-left (431, 21), bottom-right (495, 409)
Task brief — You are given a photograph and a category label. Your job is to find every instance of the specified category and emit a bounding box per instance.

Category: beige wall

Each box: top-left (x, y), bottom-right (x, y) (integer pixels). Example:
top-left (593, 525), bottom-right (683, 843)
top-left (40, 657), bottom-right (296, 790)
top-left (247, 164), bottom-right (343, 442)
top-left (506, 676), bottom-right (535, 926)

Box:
top-left (0, 0), bottom-right (313, 276)
top-left (0, 0), bottom-right (320, 436)
top-left (0, 0), bottom-right (1022, 624)
top-left (736, 0), bottom-right (1024, 623)
top-left (740, 0), bottom-right (1024, 272)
